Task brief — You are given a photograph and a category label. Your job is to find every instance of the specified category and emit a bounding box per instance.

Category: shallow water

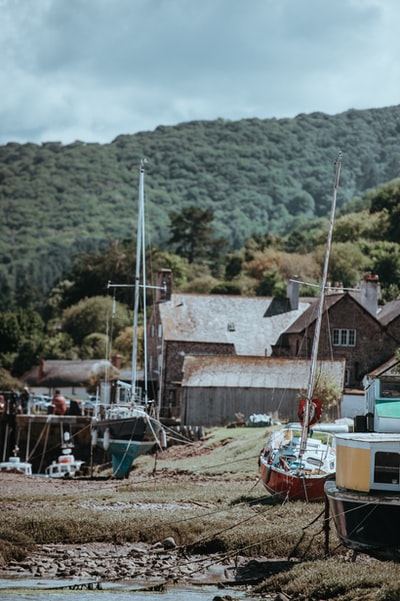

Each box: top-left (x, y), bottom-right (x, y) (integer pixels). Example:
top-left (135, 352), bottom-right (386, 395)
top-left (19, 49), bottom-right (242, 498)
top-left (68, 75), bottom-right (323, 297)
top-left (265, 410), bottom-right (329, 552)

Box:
top-left (0, 578), bottom-right (261, 600)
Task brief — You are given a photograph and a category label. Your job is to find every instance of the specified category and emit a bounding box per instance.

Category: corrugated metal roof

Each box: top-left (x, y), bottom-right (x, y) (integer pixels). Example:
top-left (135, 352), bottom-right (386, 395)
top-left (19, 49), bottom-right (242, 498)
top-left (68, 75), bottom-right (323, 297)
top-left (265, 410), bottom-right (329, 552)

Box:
top-left (181, 355), bottom-right (345, 389)
top-left (159, 293), bottom-right (312, 356)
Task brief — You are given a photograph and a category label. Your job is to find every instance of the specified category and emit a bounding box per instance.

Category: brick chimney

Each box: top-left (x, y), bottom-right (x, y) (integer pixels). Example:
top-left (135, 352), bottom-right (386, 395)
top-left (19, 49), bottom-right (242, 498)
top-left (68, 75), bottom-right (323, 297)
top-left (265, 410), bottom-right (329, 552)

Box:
top-left (360, 273), bottom-right (380, 315)
top-left (156, 269), bottom-right (173, 302)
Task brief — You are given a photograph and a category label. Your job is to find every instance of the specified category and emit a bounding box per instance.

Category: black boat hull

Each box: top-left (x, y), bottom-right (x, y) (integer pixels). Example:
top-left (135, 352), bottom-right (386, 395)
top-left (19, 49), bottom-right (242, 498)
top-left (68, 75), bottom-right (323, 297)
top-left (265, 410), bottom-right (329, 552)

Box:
top-left (325, 480), bottom-right (400, 561)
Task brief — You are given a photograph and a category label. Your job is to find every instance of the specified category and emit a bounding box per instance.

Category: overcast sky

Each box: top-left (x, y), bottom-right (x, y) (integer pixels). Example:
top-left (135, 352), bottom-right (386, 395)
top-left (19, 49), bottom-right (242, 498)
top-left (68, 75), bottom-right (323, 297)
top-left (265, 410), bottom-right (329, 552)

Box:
top-left (1, 0), bottom-right (400, 146)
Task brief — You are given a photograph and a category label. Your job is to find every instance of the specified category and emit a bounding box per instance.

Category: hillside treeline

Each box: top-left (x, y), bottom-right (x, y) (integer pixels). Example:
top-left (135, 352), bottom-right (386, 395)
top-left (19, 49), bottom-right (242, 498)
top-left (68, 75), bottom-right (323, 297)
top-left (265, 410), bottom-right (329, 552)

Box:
top-left (2, 173), bottom-right (400, 386)
top-left (2, 104), bottom-right (400, 310)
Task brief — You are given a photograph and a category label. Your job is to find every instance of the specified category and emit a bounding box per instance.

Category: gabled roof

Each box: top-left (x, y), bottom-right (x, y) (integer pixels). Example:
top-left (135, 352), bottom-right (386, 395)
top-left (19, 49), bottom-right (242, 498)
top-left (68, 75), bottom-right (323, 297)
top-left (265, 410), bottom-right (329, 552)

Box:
top-left (182, 355), bottom-right (345, 389)
top-left (158, 293), bottom-right (312, 356)
top-left (284, 292), bottom-right (381, 335)
top-left (365, 356), bottom-right (400, 379)
top-left (376, 299), bottom-right (400, 326)
top-left (23, 359), bottom-right (119, 387)
top-left (283, 294), bottom-right (346, 334)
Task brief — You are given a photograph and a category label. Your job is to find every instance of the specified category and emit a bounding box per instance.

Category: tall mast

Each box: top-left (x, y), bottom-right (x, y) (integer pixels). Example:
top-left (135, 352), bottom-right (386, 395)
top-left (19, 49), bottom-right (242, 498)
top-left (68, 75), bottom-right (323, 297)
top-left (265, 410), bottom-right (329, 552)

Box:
top-left (299, 152), bottom-right (342, 455)
top-left (141, 163), bottom-right (148, 404)
top-left (131, 161), bottom-right (145, 400)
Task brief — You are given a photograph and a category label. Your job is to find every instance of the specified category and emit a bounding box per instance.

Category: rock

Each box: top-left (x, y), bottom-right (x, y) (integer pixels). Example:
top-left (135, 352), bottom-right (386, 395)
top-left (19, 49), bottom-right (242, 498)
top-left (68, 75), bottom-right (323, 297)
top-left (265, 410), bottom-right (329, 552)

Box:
top-left (161, 537), bottom-right (176, 549)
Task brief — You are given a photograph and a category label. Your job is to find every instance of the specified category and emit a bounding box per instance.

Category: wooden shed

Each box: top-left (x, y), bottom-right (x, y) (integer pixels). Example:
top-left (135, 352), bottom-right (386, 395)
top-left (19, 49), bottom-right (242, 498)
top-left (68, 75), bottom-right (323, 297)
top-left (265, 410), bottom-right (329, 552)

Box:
top-left (180, 355), bottom-right (345, 426)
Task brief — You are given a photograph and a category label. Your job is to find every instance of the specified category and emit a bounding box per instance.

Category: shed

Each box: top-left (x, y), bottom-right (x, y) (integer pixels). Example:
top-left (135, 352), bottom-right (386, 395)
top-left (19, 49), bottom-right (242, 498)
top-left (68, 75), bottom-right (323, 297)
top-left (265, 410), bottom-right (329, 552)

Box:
top-left (180, 355), bottom-right (346, 426)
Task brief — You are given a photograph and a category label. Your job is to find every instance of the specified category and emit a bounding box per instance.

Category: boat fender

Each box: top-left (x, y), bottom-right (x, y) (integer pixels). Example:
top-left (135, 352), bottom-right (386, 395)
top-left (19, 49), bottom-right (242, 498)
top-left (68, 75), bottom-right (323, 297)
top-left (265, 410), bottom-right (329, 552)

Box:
top-left (103, 428), bottom-right (110, 451)
top-left (91, 429), bottom-right (98, 447)
top-left (264, 464), bottom-right (272, 484)
top-left (160, 428), bottom-right (167, 449)
top-left (259, 447), bottom-right (271, 466)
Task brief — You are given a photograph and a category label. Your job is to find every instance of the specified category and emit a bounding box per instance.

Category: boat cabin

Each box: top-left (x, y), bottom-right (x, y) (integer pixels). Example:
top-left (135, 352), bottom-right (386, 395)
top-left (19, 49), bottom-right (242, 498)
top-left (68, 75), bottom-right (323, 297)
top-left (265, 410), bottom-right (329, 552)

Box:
top-left (364, 359), bottom-right (400, 433)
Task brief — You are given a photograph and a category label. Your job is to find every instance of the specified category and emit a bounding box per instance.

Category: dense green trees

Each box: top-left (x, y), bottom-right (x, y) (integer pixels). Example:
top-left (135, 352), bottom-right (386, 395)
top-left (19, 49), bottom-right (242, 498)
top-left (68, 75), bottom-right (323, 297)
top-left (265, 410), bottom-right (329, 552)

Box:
top-left (2, 106), bottom-right (400, 310)
top-left (0, 308), bottom-right (45, 376)
top-left (4, 108), bottom-right (400, 385)
top-left (61, 297), bottom-right (131, 347)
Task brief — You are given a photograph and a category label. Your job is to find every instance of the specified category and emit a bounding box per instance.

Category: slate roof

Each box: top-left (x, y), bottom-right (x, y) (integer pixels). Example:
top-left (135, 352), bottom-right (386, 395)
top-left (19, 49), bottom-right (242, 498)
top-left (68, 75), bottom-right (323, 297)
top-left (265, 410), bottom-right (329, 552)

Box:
top-left (159, 293), bottom-right (313, 356)
top-left (284, 294), bottom-right (343, 334)
top-left (376, 299), bottom-right (400, 326)
top-left (181, 355), bottom-right (346, 389)
top-left (284, 291), bottom-right (386, 335)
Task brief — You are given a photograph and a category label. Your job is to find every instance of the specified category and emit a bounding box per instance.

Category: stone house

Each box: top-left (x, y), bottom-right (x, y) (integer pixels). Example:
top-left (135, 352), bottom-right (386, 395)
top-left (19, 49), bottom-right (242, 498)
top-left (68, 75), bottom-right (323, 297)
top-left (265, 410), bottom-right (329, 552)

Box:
top-left (272, 275), bottom-right (400, 389)
top-left (147, 270), bottom-right (400, 423)
top-left (147, 270), bottom-right (315, 419)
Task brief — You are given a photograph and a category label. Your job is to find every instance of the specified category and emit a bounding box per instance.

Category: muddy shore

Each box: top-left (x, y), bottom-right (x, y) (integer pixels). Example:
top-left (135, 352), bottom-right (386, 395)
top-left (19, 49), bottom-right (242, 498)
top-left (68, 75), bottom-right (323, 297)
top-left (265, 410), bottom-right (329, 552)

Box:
top-left (0, 472), bottom-right (282, 590)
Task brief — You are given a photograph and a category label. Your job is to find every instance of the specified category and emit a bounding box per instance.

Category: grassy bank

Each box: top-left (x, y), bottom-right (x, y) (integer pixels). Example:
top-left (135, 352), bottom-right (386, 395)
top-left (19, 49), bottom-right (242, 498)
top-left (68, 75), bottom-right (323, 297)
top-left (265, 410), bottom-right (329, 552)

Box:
top-left (1, 426), bottom-right (399, 600)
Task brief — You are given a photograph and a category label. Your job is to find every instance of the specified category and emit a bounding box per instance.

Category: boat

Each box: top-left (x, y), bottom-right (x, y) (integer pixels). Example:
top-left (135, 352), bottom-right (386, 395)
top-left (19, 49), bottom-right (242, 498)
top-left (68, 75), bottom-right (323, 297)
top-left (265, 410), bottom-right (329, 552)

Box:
top-left (324, 357), bottom-right (400, 560)
top-left (92, 161), bottom-right (163, 478)
top-left (0, 447), bottom-right (32, 476)
top-left (45, 452), bottom-right (84, 478)
top-left (45, 431), bottom-right (84, 478)
top-left (258, 152), bottom-right (343, 502)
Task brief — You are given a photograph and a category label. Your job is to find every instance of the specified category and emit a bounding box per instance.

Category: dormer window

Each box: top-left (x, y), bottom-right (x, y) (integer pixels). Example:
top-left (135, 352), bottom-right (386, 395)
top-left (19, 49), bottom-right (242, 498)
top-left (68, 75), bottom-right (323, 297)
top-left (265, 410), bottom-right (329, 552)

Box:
top-left (227, 322), bottom-right (236, 332)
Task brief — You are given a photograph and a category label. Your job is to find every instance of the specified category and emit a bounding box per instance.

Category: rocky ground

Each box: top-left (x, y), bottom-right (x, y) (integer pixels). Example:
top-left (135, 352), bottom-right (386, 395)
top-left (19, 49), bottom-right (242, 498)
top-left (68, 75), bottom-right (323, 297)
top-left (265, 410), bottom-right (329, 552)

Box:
top-left (0, 472), bottom-right (287, 592)
top-left (0, 538), bottom-right (292, 590)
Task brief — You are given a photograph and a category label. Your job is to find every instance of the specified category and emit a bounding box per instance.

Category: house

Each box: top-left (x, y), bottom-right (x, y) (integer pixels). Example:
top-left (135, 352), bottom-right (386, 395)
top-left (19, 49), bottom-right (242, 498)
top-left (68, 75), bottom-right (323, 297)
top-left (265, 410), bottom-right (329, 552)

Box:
top-left (272, 274), bottom-right (400, 390)
top-left (23, 358), bottom-right (120, 399)
top-left (376, 297), bottom-right (400, 341)
top-left (147, 270), bottom-right (314, 419)
top-left (180, 355), bottom-right (345, 426)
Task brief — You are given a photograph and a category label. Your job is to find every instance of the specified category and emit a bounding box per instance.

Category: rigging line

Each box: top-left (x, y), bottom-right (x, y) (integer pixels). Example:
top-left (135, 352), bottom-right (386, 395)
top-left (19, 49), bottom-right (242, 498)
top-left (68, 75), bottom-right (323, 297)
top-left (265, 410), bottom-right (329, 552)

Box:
top-left (290, 278), bottom-right (359, 293)
top-left (37, 421), bottom-right (51, 474)
top-left (27, 422), bottom-right (92, 465)
top-left (26, 415), bottom-right (53, 462)
top-left (107, 412), bottom-right (152, 477)
top-left (182, 510), bottom-right (325, 574)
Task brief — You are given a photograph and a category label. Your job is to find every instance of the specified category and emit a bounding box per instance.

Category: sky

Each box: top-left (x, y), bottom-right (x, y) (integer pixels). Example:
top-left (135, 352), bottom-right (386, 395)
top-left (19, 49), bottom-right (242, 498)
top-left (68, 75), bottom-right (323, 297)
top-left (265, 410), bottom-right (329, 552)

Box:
top-left (1, 0), bottom-right (400, 146)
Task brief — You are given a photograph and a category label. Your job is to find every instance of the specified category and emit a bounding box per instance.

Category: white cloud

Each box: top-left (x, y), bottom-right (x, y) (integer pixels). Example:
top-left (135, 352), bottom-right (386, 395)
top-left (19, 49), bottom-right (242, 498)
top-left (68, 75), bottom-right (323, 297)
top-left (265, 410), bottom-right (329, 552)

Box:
top-left (1, 0), bottom-right (400, 144)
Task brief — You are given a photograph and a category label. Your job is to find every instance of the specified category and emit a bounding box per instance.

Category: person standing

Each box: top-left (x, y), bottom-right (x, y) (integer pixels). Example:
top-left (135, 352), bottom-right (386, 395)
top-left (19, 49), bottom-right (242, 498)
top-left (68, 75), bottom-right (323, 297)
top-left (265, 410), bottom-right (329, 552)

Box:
top-left (20, 387), bottom-right (30, 414)
top-left (52, 390), bottom-right (67, 415)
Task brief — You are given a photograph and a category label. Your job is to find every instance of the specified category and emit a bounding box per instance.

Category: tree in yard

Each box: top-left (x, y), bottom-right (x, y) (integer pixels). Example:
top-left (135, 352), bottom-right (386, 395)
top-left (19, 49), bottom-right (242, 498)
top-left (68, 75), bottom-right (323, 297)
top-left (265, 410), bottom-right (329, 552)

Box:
top-left (61, 296), bottom-right (131, 346)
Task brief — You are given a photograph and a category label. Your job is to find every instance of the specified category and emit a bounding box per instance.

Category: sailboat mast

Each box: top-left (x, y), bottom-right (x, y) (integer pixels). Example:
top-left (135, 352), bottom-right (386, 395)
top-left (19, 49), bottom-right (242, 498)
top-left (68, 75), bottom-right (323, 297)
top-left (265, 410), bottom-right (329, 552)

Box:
top-left (141, 165), bottom-right (148, 405)
top-left (299, 152), bottom-right (342, 454)
top-left (131, 161), bottom-right (145, 400)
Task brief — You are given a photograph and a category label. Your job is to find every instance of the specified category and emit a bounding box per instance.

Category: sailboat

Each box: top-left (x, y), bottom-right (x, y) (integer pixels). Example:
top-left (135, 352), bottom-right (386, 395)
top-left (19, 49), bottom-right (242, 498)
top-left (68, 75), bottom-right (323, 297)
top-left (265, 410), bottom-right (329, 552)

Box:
top-left (324, 357), bottom-right (400, 560)
top-left (258, 152), bottom-right (342, 502)
top-left (92, 161), bottom-right (163, 478)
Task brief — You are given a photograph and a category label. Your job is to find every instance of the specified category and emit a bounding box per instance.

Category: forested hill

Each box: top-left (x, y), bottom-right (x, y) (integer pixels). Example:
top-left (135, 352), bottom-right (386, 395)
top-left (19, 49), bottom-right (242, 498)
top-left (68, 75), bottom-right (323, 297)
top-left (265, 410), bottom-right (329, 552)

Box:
top-left (1, 103), bottom-right (400, 308)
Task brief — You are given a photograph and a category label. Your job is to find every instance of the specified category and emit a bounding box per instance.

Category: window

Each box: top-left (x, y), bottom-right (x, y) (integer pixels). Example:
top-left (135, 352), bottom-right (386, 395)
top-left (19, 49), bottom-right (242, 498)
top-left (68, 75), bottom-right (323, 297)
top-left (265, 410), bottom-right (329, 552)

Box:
top-left (374, 451), bottom-right (400, 485)
top-left (379, 379), bottom-right (400, 399)
top-left (332, 328), bottom-right (356, 347)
